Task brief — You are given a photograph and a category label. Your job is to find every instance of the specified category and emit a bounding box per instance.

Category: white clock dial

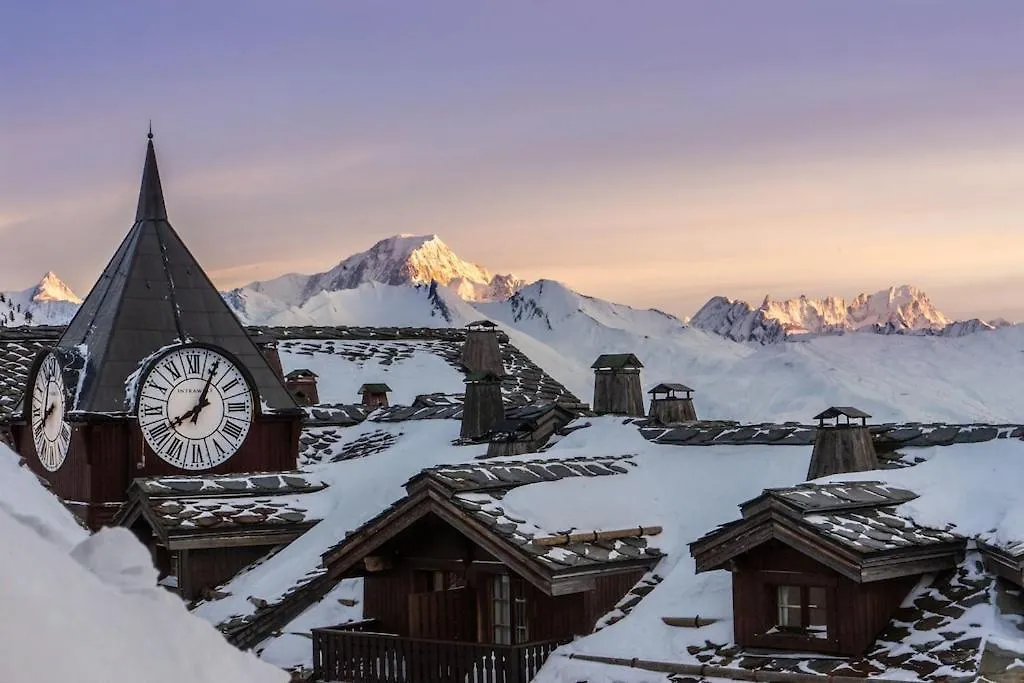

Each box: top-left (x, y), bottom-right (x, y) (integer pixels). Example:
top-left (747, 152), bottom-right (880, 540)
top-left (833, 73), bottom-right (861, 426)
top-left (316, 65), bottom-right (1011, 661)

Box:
top-left (31, 352), bottom-right (71, 472)
top-left (137, 346), bottom-right (254, 470)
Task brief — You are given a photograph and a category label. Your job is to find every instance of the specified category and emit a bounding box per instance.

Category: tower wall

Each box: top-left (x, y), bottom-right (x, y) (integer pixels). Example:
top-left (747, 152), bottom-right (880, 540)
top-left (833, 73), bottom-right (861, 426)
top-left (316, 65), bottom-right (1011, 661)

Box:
top-left (593, 369), bottom-right (644, 416)
top-left (807, 426), bottom-right (878, 480)
top-left (461, 381), bottom-right (504, 440)
top-left (461, 330), bottom-right (504, 376)
top-left (648, 398), bottom-right (697, 424)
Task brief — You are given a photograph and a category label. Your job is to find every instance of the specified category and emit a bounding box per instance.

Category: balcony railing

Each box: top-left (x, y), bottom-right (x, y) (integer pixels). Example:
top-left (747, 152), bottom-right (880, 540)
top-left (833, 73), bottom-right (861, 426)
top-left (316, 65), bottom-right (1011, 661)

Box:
top-left (312, 621), bottom-right (568, 683)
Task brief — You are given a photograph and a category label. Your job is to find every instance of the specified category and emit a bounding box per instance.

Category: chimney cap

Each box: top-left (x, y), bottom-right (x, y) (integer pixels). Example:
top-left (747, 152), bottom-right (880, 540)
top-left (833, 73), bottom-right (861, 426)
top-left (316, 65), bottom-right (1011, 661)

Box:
top-left (591, 353), bottom-right (643, 370)
top-left (285, 369), bottom-right (318, 380)
top-left (648, 382), bottom-right (693, 395)
top-left (813, 406), bottom-right (871, 421)
top-left (358, 383), bottom-right (392, 394)
top-left (467, 319), bottom-right (498, 329)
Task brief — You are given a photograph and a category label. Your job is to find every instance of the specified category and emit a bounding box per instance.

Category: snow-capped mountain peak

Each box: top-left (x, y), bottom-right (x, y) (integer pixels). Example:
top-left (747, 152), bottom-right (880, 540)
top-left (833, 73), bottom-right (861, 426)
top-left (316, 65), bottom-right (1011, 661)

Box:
top-left (238, 234), bottom-right (524, 309)
top-left (691, 285), bottom-right (971, 343)
top-left (32, 271), bottom-right (82, 304)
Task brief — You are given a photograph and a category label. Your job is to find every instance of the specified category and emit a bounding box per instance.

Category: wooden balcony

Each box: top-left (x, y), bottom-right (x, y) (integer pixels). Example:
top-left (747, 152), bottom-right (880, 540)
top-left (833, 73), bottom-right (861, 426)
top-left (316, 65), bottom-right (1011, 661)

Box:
top-left (312, 620), bottom-right (568, 683)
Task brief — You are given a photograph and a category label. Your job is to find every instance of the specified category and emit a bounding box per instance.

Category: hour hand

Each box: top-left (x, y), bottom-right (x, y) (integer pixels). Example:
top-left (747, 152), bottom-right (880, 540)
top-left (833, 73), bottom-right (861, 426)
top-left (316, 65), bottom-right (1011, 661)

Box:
top-left (190, 362), bottom-right (220, 424)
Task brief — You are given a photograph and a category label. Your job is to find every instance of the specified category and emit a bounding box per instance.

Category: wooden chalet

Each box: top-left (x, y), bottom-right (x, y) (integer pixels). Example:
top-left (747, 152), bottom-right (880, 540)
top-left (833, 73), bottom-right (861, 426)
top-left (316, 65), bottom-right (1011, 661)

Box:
top-left (591, 353), bottom-right (644, 417)
top-left (9, 133), bottom-right (303, 530)
top-left (485, 402), bottom-right (576, 457)
top-left (358, 382), bottom-right (392, 408)
top-left (689, 481), bottom-right (965, 657)
top-left (224, 456), bottom-right (661, 683)
top-left (646, 382), bottom-right (697, 424)
top-left (115, 471), bottom-right (326, 600)
top-left (285, 369), bottom-right (320, 406)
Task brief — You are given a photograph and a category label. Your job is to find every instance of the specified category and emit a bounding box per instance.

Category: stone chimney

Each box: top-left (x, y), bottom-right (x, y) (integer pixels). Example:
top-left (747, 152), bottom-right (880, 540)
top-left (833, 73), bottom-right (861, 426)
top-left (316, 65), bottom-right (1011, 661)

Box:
top-left (284, 369), bottom-right (319, 406)
top-left (591, 354), bottom-right (644, 416)
top-left (250, 330), bottom-right (285, 381)
top-left (359, 383), bottom-right (392, 408)
top-left (806, 406), bottom-right (878, 480)
top-left (461, 320), bottom-right (504, 376)
top-left (461, 371), bottom-right (505, 441)
top-left (647, 383), bottom-right (697, 424)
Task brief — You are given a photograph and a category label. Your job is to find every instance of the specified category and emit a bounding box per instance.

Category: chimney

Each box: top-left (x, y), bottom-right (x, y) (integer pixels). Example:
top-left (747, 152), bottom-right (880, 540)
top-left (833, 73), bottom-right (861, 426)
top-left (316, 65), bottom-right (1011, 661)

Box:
top-left (250, 329), bottom-right (285, 381)
top-left (359, 383), bottom-right (392, 408)
top-left (284, 369), bottom-right (319, 406)
top-left (461, 371), bottom-right (505, 441)
top-left (461, 320), bottom-right (504, 376)
top-left (591, 354), bottom-right (644, 416)
top-left (806, 406), bottom-right (878, 480)
top-left (647, 383), bottom-right (697, 425)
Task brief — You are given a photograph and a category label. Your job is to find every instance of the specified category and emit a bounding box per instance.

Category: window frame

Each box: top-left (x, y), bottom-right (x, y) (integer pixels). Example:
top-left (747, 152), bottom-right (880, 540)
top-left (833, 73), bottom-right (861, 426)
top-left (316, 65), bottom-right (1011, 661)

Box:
top-left (492, 574), bottom-right (529, 645)
top-left (751, 570), bottom-right (839, 653)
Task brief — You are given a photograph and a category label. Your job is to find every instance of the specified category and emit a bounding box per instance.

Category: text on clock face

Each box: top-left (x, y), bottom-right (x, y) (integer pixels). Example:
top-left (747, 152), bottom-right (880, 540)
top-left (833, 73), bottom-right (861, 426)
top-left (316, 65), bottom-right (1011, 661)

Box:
top-left (138, 347), bottom-right (254, 470)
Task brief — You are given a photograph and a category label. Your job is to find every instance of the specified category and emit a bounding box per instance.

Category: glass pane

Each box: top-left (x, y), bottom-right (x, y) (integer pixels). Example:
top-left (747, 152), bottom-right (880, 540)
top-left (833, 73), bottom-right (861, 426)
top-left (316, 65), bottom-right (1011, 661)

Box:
top-left (776, 585), bottom-right (801, 628)
top-left (493, 575), bottom-right (512, 643)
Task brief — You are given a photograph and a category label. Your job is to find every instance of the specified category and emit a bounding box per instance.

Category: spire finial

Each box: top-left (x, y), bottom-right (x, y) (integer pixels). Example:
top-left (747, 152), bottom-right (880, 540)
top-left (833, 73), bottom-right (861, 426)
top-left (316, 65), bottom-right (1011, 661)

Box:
top-left (147, 120), bottom-right (153, 140)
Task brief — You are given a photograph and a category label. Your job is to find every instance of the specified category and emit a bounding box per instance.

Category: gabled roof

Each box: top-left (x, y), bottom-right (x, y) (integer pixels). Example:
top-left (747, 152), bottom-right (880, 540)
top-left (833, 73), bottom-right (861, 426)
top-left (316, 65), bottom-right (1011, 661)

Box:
top-left (55, 135), bottom-right (298, 415)
top-left (690, 481), bottom-right (964, 583)
top-left (648, 382), bottom-right (693, 394)
top-left (114, 471), bottom-right (327, 549)
top-left (591, 353), bottom-right (643, 370)
top-left (225, 454), bottom-right (660, 649)
top-left (814, 406), bottom-right (871, 420)
top-left (357, 383), bottom-right (391, 394)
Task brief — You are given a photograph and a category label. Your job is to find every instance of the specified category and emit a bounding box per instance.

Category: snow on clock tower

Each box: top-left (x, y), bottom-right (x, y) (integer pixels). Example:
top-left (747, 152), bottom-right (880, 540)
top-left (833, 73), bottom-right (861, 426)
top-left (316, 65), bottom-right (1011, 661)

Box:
top-left (13, 131), bottom-right (303, 529)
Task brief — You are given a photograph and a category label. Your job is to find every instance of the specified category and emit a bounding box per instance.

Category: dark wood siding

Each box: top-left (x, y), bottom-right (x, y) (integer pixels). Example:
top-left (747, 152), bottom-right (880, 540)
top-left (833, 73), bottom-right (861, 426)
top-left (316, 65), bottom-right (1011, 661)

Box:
top-left (365, 573), bottom-right (418, 635)
top-left (409, 587), bottom-right (476, 640)
top-left (584, 570), bottom-right (647, 627)
top-left (731, 540), bottom-right (919, 656)
top-left (178, 545), bottom-right (271, 601)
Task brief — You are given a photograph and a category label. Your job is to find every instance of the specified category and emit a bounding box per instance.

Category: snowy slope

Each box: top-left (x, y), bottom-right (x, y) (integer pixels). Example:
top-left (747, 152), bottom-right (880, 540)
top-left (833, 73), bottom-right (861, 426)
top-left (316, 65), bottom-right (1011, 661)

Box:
top-left (0, 272), bottom-right (81, 326)
top-left (234, 234), bottom-right (523, 306)
top-left (0, 442), bottom-right (285, 683)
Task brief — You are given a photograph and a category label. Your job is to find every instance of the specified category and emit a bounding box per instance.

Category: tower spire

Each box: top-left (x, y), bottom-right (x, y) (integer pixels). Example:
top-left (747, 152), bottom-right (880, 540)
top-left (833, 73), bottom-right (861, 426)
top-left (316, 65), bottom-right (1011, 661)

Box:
top-left (135, 126), bottom-right (167, 221)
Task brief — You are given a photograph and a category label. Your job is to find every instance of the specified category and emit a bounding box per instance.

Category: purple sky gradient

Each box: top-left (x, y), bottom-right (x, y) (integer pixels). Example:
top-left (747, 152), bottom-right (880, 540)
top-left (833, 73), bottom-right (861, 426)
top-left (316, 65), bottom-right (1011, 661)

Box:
top-left (3, 1), bottom-right (1024, 319)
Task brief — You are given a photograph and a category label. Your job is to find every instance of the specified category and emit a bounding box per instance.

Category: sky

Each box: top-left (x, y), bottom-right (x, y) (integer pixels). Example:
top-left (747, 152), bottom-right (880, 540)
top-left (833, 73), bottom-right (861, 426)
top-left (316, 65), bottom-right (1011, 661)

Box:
top-left (3, 1), bottom-right (1024, 320)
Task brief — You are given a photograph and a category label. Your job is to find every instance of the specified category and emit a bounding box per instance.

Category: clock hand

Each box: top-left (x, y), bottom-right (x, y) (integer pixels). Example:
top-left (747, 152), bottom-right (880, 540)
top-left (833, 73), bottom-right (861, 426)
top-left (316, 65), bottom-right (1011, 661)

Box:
top-left (190, 361), bottom-right (220, 425)
top-left (169, 406), bottom-right (200, 428)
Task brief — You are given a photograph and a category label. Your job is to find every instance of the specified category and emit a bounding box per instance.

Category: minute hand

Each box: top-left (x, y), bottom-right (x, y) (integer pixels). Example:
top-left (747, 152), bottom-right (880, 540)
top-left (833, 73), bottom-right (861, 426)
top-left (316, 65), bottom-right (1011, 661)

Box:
top-left (190, 361), bottom-right (220, 424)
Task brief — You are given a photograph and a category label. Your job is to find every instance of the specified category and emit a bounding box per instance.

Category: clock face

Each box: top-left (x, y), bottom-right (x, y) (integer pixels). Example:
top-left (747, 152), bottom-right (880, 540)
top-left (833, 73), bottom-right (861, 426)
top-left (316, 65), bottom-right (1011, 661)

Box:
top-left (137, 346), bottom-right (255, 470)
top-left (31, 352), bottom-right (71, 472)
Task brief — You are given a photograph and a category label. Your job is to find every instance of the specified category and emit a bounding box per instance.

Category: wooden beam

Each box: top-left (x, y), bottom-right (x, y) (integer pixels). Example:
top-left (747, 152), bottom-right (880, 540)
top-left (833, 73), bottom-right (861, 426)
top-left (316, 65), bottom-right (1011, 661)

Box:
top-left (363, 556), bottom-right (393, 572)
top-left (534, 525), bottom-right (662, 547)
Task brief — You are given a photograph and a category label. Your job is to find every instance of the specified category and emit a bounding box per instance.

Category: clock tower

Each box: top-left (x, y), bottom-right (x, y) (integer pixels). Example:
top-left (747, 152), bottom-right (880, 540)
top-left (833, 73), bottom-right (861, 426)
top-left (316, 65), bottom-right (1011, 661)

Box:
top-left (14, 132), bottom-right (303, 529)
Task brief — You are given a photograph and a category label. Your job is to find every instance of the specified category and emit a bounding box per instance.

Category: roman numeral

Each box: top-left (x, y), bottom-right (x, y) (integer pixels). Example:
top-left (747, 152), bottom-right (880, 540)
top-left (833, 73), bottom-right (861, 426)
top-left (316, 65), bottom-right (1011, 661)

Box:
top-left (164, 436), bottom-right (184, 461)
top-left (186, 354), bottom-right (201, 374)
top-left (147, 422), bottom-right (171, 448)
top-left (227, 402), bottom-right (247, 414)
top-left (213, 438), bottom-right (227, 455)
top-left (148, 380), bottom-right (168, 394)
top-left (223, 420), bottom-right (244, 440)
top-left (190, 442), bottom-right (207, 467)
top-left (165, 359), bottom-right (182, 380)
top-left (32, 420), bottom-right (44, 441)
top-left (59, 423), bottom-right (71, 444)
top-left (221, 377), bottom-right (240, 392)
top-left (141, 404), bottom-right (162, 417)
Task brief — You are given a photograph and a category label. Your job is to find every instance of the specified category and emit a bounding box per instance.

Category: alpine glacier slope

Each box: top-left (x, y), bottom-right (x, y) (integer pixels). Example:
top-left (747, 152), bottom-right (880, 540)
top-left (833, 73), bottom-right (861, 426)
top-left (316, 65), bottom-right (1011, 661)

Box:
top-left (0, 443), bottom-right (285, 683)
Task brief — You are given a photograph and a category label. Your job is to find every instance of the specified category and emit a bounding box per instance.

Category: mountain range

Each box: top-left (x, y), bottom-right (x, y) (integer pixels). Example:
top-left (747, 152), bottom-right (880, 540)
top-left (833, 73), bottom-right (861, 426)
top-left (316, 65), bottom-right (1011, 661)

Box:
top-left (6, 234), bottom-right (1024, 422)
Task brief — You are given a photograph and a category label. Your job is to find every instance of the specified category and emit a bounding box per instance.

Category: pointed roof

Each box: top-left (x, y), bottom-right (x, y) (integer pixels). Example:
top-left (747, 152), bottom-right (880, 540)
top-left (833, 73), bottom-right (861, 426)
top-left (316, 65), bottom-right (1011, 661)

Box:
top-left (58, 133), bottom-right (299, 415)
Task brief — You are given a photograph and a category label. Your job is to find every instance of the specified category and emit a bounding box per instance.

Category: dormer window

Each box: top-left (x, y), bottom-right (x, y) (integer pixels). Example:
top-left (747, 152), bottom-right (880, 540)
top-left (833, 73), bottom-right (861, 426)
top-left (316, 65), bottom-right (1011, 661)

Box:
top-left (774, 585), bottom-right (828, 639)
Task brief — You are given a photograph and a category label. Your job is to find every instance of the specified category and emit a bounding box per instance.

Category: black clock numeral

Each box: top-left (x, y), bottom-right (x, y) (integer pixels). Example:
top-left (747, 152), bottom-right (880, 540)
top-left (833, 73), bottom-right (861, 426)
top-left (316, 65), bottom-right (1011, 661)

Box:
top-left (220, 377), bottom-right (240, 392)
top-left (141, 404), bottom-right (162, 418)
top-left (186, 354), bottom-right (201, 374)
top-left (222, 419), bottom-right (244, 440)
top-left (190, 442), bottom-right (207, 468)
top-left (148, 380), bottom-right (168, 394)
top-left (164, 436), bottom-right (184, 461)
top-left (227, 402), bottom-right (247, 414)
top-left (212, 437), bottom-right (227, 455)
top-left (59, 423), bottom-right (71, 444)
top-left (165, 359), bottom-right (182, 380)
top-left (32, 420), bottom-right (44, 442)
top-left (147, 421), bottom-right (172, 448)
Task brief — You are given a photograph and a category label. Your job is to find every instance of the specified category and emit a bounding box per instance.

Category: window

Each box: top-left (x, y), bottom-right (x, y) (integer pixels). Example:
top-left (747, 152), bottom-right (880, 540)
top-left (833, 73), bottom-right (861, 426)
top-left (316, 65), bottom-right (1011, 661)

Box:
top-left (492, 575), bottom-right (529, 644)
top-left (420, 571), bottom-right (465, 592)
top-left (773, 585), bottom-right (828, 639)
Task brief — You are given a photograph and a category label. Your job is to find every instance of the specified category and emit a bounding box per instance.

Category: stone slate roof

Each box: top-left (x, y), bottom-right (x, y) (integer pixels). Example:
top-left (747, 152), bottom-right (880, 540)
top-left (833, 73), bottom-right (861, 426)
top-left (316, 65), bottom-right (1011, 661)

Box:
top-left (763, 482), bottom-right (960, 553)
top-left (55, 137), bottom-right (299, 415)
top-left (686, 553), bottom-right (1011, 681)
top-left (423, 454), bottom-right (635, 493)
top-left (299, 427), bottom-right (401, 466)
top-left (0, 336), bottom-right (51, 421)
top-left (303, 403), bottom-right (372, 427)
top-left (116, 472), bottom-right (327, 539)
top-left (274, 335), bottom-right (580, 409)
top-left (640, 421), bottom-right (1024, 448)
